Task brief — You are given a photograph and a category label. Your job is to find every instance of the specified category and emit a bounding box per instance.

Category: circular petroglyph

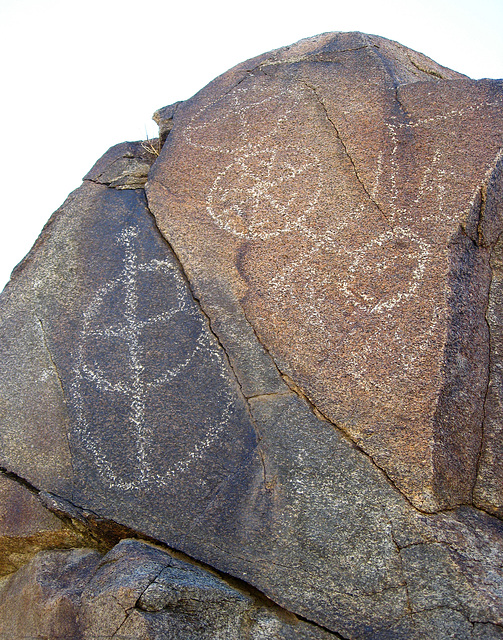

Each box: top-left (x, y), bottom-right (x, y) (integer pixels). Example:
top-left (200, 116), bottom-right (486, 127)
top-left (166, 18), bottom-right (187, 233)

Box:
top-left (70, 226), bottom-right (232, 491)
top-left (207, 144), bottom-right (323, 241)
top-left (337, 227), bottom-right (431, 314)
top-left (184, 84), bottom-right (281, 154)
top-left (184, 81), bottom-right (326, 241)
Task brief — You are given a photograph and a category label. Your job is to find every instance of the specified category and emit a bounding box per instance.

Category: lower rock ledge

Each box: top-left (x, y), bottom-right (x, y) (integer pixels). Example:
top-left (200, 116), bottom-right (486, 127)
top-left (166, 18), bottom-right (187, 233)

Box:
top-left (0, 537), bottom-right (343, 640)
top-left (0, 471), bottom-right (87, 576)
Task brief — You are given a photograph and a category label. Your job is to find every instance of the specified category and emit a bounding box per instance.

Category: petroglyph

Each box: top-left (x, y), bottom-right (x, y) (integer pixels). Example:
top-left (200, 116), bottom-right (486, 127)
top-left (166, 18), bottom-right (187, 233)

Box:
top-left (382, 100), bottom-right (503, 221)
top-left (207, 144), bottom-right (323, 241)
top-left (185, 83), bottom-right (325, 241)
top-left (182, 80), bottom-right (501, 405)
top-left (71, 226), bottom-right (234, 491)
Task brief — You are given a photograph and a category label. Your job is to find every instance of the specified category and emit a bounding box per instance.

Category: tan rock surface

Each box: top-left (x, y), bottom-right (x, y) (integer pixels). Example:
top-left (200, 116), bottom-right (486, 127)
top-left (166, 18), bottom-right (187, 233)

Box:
top-left (0, 474), bottom-right (83, 576)
top-left (147, 31), bottom-right (503, 511)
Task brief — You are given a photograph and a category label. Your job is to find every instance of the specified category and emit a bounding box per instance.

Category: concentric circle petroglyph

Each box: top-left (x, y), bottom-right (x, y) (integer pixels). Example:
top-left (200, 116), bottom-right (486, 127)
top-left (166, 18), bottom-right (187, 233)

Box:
top-left (338, 227), bottom-right (431, 314)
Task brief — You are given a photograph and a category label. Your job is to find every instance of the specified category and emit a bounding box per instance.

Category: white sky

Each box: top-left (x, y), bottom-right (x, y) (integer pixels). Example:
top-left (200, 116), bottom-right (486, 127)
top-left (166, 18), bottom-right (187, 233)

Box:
top-left (0, 0), bottom-right (502, 291)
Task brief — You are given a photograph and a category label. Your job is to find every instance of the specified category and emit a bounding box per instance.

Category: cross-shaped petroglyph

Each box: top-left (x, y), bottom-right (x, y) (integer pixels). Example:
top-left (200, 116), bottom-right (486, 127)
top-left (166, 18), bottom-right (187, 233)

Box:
top-left (71, 225), bottom-right (234, 491)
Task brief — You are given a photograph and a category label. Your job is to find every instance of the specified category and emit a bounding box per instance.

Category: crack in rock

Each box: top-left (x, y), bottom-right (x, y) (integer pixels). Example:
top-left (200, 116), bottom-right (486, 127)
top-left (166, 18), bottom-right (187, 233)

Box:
top-left (297, 77), bottom-right (392, 228)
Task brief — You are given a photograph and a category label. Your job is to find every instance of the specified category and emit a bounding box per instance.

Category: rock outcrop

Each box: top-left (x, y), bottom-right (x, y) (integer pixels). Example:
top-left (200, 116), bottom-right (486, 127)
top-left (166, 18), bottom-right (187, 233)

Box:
top-left (0, 538), bottom-right (334, 640)
top-left (148, 31), bottom-right (503, 514)
top-left (0, 32), bottom-right (503, 640)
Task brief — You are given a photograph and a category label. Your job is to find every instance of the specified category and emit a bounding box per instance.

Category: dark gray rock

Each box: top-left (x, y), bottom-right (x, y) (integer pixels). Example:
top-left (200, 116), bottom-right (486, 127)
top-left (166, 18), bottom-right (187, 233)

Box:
top-left (473, 623), bottom-right (503, 639)
top-left (84, 139), bottom-right (158, 189)
top-left (0, 140), bottom-right (263, 549)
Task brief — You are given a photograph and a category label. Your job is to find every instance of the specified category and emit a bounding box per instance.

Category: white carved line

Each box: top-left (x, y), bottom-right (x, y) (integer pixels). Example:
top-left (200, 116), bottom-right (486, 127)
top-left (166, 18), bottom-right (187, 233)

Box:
top-left (184, 78), bottom-right (499, 399)
top-left (71, 226), bottom-right (235, 491)
top-left (389, 99), bottom-right (502, 131)
top-left (207, 144), bottom-right (323, 241)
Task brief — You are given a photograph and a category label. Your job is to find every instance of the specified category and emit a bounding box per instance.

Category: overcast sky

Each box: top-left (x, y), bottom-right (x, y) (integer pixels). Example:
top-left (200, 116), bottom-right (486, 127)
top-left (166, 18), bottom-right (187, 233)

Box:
top-left (0, 0), bottom-right (502, 291)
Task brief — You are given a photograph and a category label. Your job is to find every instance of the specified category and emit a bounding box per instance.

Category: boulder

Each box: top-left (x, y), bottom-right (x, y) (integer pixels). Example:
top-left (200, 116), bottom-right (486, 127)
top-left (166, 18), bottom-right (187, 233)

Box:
top-left (0, 32), bottom-right (503, 640)
top-left (146, 31), bottom-right (503, 514)
top-left (0, 538), bottom-right (336, 639)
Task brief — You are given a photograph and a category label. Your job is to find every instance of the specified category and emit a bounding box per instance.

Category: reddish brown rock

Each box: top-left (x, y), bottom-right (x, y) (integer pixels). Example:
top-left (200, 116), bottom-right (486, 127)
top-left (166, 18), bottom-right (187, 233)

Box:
top-left (147, 31), bottom-right (503, 511)
top-left (0, 547), bottom-right (102, 639)
top-left (0, 474), bottom-right (83, 576)
top-left (473, 158), bottom-right (503, 518)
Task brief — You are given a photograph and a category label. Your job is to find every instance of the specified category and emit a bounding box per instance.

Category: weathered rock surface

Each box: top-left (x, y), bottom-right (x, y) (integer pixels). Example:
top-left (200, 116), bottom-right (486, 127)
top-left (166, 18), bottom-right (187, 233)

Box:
top-left (0, 142), bottom-right (260, 523)
top-left (0, 539), bottom-right (336, 639)
top-left (0, 473), bottom-right (84, 576)
top-left (84, 139), bottom-right (158, 190)
top-left (474, 159), bottom-right (503, 517)
top-left (147, 31), bottom-right (503, 515)
top-left (0, 31), bottom-right (503, 640)
top-left (153, 101), bottom-right (183, 147)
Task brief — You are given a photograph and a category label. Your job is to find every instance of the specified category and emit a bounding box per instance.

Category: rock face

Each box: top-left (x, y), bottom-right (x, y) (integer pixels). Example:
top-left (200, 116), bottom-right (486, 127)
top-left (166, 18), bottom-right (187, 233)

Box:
top-left (147, 31), bottom-right (503, 514)
top-left (0, 539), bottom-right (333, 640)
top-left (0, 32), bottom-right (503, 640)
top-left (0, 474), bottom-right (84, 576)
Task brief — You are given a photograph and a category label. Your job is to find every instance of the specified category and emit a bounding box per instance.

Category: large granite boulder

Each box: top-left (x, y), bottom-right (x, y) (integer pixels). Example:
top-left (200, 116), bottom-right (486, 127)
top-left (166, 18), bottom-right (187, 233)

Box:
top-left (0, 32), bottom-right (503, 640)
